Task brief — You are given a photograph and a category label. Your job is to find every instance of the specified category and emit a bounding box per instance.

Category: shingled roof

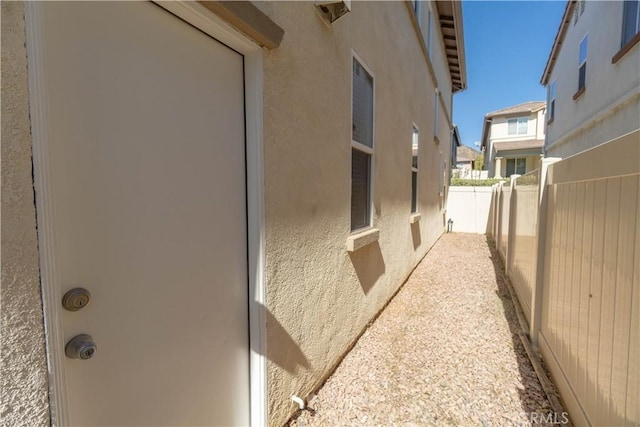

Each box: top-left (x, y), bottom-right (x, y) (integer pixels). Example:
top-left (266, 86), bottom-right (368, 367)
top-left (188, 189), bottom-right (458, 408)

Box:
top-left (456, 145), bottom-right (481, 162)
top-left (486, 101), bottom-right (546, 118)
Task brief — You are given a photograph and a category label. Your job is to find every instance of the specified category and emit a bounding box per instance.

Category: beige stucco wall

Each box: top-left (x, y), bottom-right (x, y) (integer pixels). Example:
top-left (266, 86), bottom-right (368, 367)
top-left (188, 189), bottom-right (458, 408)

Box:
top-left (254, 2), bottom-right (453, 425)
top-left (546, 95), bottom-right (640, 159)
top-left (1, 2), bottom-right (457, 425)
top-left (545, 1), bottom-right (640, 157)
top-left (0, 2), bottom-right (51, 426)
top-left (414, 1), bottom-right (453, 118)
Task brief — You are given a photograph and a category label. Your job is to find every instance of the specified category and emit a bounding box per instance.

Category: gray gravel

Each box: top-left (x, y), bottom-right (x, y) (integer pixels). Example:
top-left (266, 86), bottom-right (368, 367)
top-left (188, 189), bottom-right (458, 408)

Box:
top-left (289, 233), bottom-right (559, 426)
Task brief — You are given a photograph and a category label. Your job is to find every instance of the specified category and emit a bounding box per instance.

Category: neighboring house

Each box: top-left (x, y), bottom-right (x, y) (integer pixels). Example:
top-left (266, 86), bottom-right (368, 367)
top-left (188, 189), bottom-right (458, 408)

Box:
top-left (541, 0), bottom-right (640, 158)
top-left (454, 144), bottom-right (486, 179)
top-left (1, 2), bottom-right (466, 426)
top-left (481, 101), bottom-right (546, 178)
top-left (456, 145), bottom-right (481, 171)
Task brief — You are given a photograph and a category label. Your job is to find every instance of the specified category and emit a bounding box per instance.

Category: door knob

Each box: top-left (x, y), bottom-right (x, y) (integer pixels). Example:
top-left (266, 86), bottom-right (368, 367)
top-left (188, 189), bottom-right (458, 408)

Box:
top-left (62, 288), bottom-right (91, 311)
top-left (65, 334), bottom-right (97, 360)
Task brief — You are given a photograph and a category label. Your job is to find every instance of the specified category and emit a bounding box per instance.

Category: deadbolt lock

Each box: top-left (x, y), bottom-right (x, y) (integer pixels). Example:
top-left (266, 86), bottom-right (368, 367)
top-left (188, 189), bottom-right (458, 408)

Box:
top-left (65, 334), bottom-right (97, 360)
top-left (62, 288), bottom-right (91, 311)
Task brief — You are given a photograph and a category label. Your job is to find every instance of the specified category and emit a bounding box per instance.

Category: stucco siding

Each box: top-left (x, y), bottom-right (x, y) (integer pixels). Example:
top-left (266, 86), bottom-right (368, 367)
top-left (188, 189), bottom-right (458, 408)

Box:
top-left (428, 6), bottom-right (454, 118)
top-left (1, 2), bottom-right (458, 425)
top-left (410, 1), bottom-right (453, 119)
top-left (0, 2), bottom-right (51, 426)
top-left (545, 1), bottom-right (640, 156)
top-left (535, 110), bottom-right (545, 140)
top-left (256, 2), bottom-right (451, 424)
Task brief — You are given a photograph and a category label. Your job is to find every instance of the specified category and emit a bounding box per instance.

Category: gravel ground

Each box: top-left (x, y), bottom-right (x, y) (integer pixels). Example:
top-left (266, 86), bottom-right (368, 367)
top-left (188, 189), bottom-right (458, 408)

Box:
top-left (290, 233), bottom-right (560, 427)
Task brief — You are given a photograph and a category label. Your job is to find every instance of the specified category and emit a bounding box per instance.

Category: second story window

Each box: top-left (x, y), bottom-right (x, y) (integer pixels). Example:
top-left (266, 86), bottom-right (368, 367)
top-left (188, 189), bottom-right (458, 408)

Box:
top-left (351, 56), bottom-right (374, 231)
top-left (411, 126), bottom-right (419, 213)
top-left (578, 34), bottom-right (588, 93)
top-left (622, 0), bottom-right (640, 47)
top-left (548, 81), bottom-right (556, 123)
top-left (434, 89), bottom-right (439, 141)
top-left (508, 117), bottom-right (528, 135)
top-left (573, 0), bottom-right (586, 25)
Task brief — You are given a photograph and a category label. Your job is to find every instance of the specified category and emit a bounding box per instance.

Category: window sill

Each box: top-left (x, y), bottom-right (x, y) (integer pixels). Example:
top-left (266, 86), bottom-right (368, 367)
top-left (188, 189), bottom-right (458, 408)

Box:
top-left (573, 87), bottom-right (585, 101)
top-left (612, 32), bottom-right (640, 64)
top-left (346, 228), bottom-right (379, 252)
top-left (410, 213), bottom-right (421, 224)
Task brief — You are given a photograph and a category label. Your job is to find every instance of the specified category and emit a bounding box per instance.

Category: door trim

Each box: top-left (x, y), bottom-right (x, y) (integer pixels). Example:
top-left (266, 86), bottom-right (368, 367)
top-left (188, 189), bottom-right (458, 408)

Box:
top-left (25, 2), bottom-right (267, 426)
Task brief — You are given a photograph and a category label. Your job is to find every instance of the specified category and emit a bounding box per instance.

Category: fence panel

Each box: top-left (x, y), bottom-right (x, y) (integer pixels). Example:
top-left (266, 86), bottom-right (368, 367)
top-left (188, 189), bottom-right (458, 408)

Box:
top-left (498, 185), bottom-right (510, 260)
top-left (508, 170), bottom-right (540, 326)
top-left (446, 187), bottom-right (494, 234)
top-left (537, 130), bottom-right (639, 426)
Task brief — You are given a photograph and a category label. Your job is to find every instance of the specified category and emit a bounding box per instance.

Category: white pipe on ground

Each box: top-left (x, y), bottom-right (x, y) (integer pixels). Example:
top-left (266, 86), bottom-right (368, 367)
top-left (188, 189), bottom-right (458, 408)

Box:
top-left (291, 395), bottom-right (305, 410)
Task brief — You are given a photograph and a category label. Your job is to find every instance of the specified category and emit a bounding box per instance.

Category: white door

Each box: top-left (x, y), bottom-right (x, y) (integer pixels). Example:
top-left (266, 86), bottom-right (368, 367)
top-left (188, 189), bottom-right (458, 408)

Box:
top-left (34, 2), bottom-right (249, 425)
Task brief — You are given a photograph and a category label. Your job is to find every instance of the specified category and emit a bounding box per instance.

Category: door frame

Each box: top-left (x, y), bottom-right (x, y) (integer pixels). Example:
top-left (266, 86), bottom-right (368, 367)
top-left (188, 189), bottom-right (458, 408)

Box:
top-left (24, 2), bottom-right (267, 426)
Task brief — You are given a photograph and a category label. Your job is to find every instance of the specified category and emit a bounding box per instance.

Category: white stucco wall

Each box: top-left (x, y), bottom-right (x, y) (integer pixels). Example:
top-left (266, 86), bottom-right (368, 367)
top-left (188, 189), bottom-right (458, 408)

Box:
top-left (0, 3), bottom-right (51, 426)
top-left (545, 1), bottom-right (640, 157)
top-left (254, 2), bottom-right (455, 424)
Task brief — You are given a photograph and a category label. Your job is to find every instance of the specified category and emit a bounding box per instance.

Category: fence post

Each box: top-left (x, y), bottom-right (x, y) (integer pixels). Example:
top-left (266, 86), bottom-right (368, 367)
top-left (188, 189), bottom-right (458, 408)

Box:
top-left (489, 184), bottom-right (498, 238)
top-left (506, 175), bottom-right (520, 278)
top-left (495, 182), bottom-right (503, 245)
top-left (530, 158), bottom-right (561, 348)
top-left (496, 181), bottom-right (503, 248)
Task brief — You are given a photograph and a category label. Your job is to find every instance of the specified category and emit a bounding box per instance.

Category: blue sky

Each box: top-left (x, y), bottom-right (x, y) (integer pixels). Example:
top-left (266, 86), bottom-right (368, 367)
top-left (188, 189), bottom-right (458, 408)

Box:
top-left (453, 1), bottom-right (567, 149)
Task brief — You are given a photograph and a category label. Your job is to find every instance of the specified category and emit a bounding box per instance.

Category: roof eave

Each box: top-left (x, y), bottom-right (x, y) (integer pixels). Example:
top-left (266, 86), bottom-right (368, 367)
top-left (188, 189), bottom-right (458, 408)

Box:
top-left (452, 0), bottom-right (467, 92)
top-left (436, 1), bottom-right (467, 93)
top-left (453, 125), bottom-right (462, 146)
top-left (541, 1), bottom-right (576, 86)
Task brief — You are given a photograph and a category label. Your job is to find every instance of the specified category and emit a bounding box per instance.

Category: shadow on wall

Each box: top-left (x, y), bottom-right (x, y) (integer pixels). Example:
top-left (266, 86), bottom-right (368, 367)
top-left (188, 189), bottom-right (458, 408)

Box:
top-left (411, 222), bottom-right (421, 250)
top-left (348, 241), bottom-right (385, 294)
top-left (263, 307), bottom-right (310, 375)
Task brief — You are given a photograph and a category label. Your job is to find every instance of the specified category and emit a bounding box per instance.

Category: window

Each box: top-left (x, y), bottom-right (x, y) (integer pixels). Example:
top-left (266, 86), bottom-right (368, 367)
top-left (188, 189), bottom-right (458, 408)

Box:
top-left (507, 117), bottom-right (528, 135)
top-left (414, 0), bottom-right (420, 16)
top-left (622, 0), bottom-right (640, 46)
top-left (578, 34), bottom-right (588, 92)
top-left (573, 0), bottom-right (586, 25)
top-left (506, 158), bottom-right (526, 176)
top-left (411, 126), bottom-right (419, 213)
top-left (547, 81), bottom-right (556, 123)
top-left (427, 7), bottom-right (433, 56)
top-left (434, 89), bottom-right (439, 141)
top-left (351, 56), bottom-right (374, 231)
